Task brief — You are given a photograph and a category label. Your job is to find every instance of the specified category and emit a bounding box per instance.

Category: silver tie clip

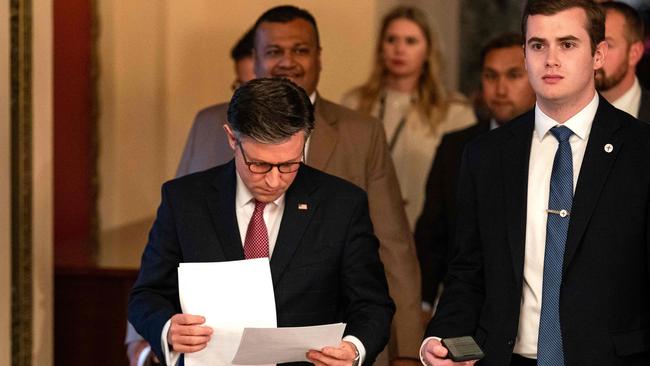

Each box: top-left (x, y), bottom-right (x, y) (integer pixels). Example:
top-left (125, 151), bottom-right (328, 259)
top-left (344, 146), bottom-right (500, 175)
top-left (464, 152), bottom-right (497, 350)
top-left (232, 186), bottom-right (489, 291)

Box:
top-left (547, 209), bottom-right (569, 217)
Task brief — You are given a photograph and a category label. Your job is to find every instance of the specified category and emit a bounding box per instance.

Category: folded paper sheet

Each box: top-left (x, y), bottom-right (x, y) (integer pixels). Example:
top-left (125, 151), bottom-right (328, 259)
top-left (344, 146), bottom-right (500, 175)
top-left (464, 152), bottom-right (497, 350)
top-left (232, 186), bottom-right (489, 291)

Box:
top-left (232, 323), bottom-right (346, 365)
top-left (178, 259), bottom-right (277, 366)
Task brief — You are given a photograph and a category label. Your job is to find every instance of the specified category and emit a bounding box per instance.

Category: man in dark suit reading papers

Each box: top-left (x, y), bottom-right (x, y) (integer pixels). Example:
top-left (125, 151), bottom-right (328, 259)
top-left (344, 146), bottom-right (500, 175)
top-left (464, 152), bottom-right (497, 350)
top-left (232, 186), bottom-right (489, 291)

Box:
top-left (129, 78), bottom-right (394, 366)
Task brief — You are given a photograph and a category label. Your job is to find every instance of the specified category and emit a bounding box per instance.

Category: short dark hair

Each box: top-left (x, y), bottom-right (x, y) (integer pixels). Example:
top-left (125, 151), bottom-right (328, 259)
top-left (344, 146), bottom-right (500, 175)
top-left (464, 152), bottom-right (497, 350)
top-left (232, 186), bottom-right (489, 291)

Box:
top-left (480, 32), bottom-right (524, 69)
top-left (522, 0), bottom-right (605, 54)
top-left (230, 27), bottom-right (255, 61)
top-left (253, 5), bottom-right (320, 47)
top-left (601, 1), bottom-right (645, 44)
top-left (227, 78), bottom-right (314, 143)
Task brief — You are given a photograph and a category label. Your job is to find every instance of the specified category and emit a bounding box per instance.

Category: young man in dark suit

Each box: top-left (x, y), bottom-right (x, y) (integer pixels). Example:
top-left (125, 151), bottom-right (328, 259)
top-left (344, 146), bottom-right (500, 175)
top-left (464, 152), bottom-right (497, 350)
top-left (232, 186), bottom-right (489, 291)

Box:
top-left (415, 32), bottom-right (536, 314)
top-left (129, 78), bottom-right (394, 366)
top-left (421, 0), bottom-right (650, 365)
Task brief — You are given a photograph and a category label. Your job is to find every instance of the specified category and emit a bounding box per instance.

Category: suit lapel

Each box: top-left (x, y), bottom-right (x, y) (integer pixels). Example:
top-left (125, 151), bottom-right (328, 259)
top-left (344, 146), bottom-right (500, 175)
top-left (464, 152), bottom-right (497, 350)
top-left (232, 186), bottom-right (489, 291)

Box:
top-left (270, 164), bottom-right (319, 286)
top-left (306, 96), bottom-right (338, 170)
top-left (206, 161), bottom-right (245, 261)
top-left (563, 100), bottom-right (623, 271)
top-left (502, 112), bottom-right (534, 286)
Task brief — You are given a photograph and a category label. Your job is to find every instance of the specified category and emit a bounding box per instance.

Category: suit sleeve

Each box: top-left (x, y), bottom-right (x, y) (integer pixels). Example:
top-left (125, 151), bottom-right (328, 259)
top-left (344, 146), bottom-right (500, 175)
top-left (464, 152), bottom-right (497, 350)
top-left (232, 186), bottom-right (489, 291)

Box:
top-left (128, 183), bottom-right (183, 363)
top-left (364, 119), bottom-right (424, 358)
top-left (341, 192), bottom-right (396, 364)
top-left (425, 145), bottom-right (484, 338)
top-left (414, 137), bottom-right (451, 305)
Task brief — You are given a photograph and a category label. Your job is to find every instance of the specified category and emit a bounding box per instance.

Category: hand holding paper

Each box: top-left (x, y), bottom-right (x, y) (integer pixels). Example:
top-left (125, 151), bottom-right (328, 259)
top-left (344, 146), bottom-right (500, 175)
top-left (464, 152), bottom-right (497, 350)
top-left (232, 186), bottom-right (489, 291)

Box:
top-left (306, 340), bottom-right (357, 366)
top-left (178, 259), bottom-right (277, 366)
top-left (231, 323), bottom-right (346, 365)
top-left (167, 314), bottom-right (213, 354)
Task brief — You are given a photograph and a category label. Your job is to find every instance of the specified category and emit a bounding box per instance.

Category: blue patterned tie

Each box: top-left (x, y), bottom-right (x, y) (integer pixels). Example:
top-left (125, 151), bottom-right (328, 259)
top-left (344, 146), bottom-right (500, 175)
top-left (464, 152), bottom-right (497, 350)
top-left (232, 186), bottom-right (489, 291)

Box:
top-left (537, 126), bottom-right (573, 366)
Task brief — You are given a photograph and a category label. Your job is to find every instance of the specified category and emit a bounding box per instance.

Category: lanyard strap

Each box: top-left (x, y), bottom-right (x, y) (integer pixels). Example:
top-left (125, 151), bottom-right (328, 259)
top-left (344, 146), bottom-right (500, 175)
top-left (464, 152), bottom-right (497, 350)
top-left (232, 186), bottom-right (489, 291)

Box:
top-left (378, 93), bottom-right (411, 153)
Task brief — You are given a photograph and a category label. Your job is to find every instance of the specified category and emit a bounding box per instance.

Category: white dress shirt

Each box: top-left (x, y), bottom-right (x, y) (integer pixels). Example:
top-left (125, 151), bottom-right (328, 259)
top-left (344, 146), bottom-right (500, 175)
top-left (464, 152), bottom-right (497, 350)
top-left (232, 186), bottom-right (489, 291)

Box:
top-left (514, 93), bottom-right (599, 358)
top-left (611, 77), bottom-right (642, 119)
top-left (162, 169), bottom-right (366, 365)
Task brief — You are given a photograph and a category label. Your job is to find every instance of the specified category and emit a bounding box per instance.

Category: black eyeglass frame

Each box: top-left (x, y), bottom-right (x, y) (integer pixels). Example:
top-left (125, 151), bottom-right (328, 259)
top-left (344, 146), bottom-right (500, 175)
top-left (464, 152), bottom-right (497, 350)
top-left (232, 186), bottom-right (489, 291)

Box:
top-left (236, 139), bottom-right (303, 174)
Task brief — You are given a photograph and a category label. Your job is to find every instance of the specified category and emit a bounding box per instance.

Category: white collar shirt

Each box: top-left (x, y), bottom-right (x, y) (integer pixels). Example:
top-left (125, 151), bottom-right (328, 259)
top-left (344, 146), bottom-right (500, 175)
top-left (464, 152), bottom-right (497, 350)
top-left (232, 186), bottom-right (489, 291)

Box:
top-left (514, 92), bottom-right (599, 358)
top-left (611, 77), bottom-right (642, 119)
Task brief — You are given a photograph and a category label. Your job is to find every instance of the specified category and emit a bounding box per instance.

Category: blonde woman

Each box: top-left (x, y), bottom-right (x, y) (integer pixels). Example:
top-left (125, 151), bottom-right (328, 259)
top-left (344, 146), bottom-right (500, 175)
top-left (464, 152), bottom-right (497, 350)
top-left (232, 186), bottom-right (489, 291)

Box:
top-left (342, 6), bottom-right (476, 229)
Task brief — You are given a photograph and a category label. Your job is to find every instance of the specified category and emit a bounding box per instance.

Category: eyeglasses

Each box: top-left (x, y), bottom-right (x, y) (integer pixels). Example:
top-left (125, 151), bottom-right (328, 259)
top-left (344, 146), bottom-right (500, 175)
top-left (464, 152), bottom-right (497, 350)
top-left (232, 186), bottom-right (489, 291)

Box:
top-left (237, 140), bottom-right (302, 174)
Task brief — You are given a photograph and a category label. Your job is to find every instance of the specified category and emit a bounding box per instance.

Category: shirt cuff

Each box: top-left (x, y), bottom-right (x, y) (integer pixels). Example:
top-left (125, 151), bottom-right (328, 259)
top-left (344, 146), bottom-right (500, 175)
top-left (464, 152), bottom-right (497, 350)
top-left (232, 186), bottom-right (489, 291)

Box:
top-left (343, 335), bottom-right (366, 365)
top-left (137, 345), bottom-right (151, 366)
top-left (161, 319), bottom-right (181, 366)
top-left (419, 336), bottom-right (441, 365)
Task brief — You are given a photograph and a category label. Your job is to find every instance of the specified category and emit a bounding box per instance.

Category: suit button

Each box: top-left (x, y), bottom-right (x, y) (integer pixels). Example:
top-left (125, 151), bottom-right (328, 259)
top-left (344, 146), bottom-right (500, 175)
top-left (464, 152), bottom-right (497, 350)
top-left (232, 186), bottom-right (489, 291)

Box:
top-left (506, 339), bottom-right (514, 347)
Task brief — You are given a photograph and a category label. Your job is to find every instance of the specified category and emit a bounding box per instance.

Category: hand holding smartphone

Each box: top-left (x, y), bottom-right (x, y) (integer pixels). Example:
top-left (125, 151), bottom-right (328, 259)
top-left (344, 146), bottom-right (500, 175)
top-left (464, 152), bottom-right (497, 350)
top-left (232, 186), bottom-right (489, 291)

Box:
top-left (441, 336), bottom-right (485, 362)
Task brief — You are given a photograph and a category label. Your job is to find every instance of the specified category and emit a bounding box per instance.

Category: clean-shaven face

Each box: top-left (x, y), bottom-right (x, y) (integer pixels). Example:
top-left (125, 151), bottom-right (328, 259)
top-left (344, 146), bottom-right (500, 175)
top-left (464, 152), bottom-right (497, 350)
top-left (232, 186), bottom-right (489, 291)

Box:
top-left (524, 7), bottom-right (605, 111)
top-left (226, 127), bottom-right (304, 203)
top-left (382, 18), bottom-right (428, 80)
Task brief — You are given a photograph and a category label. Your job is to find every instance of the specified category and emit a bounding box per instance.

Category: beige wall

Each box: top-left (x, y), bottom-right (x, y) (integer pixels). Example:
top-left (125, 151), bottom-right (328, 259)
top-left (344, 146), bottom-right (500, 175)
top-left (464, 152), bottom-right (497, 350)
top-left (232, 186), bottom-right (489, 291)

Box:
top-left (0, 0), bottom-right (11, 362)
top-left (97, 0), bottom-right (461, 267)
top-left (98, 0), bottom-right (168, 246)
top-left (32, 0), bottom-right (54, 364)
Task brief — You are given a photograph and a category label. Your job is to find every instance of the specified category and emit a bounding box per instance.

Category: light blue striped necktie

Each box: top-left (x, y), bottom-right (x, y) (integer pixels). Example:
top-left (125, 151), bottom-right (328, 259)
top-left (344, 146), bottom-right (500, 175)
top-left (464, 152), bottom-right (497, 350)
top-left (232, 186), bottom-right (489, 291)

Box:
top-left (537, 125), bottom-right (573, 366)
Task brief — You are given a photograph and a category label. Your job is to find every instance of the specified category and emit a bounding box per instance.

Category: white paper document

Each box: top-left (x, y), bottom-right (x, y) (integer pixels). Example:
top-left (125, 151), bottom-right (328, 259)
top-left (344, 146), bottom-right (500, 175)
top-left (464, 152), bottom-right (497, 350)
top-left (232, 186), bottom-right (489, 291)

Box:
top-left (178, 258), bottom-right (277, 366)
top-left (232, 323), bottom-right (347, 365)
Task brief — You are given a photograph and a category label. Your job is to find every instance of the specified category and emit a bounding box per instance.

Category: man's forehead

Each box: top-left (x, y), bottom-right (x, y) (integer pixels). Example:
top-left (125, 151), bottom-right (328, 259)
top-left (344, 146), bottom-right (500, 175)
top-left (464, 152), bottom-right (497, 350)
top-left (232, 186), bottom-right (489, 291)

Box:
top-left (484, 47), bottom-right (524, 69)
top-left (525, 8), bottom-right (589, 40)
top-left (255, 20), bottom-right (317, 46)
top-left (240, 134), bottom-right (305, 161)
top-left (605, 11), bottom-right (626, 34)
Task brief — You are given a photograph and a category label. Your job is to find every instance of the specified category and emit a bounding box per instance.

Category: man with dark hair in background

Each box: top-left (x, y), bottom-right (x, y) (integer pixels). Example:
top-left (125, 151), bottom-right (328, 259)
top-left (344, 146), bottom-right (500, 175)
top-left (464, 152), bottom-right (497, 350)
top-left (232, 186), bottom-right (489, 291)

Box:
top-left (175, 6), bottom-right (423, 365)
top-left (596, 1), bottom-right (649, 122)
top-left (229, 27), bottom-right (255, 91)
top-left (129, 78), bottom-right (395, 366)
top-left (415, 32), bottom-right (535, 317)
top-left (421, 0), bottom-right (650, 365)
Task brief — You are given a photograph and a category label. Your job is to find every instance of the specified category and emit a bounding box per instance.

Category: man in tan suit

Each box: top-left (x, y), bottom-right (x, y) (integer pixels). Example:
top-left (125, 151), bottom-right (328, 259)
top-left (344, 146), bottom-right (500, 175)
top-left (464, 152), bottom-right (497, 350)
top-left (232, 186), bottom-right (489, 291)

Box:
top-left (171, 5), bottom-right (423, 365)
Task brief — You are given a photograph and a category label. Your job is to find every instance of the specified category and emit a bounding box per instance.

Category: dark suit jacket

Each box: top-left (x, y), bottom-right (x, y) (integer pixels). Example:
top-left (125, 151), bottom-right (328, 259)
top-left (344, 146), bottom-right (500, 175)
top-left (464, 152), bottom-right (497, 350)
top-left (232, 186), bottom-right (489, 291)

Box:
top-left (414, 119), bottom-right (490, 305)
top-left (639, 86), bottom-right (650, 123)
top-left (129, 162), bottom-right (395, 365)
top-left (173, 95), bottom-right (422, 357)
top-left (425, 97), bottom-right (650, 365)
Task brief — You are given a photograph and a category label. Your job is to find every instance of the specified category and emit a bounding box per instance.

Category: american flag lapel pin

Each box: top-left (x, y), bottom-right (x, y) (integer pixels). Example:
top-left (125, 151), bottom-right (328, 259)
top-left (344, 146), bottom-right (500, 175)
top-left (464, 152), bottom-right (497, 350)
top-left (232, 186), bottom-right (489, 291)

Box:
top-left (298, 203), bottom-right (308, 210)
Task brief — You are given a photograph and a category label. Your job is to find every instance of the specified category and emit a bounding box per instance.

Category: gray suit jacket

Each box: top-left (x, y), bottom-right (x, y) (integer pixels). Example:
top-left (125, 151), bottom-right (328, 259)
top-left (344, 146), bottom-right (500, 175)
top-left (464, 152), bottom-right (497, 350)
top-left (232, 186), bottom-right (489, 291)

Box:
top-left (172, 95), bottom-right (423, 358)
top-left (176, 104), bottom-right (233, 177)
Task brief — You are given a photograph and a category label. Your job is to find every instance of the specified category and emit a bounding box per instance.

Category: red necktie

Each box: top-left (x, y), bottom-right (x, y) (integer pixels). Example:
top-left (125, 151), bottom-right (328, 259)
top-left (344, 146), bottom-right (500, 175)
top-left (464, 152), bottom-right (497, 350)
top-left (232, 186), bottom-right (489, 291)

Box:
top-left (244, 200), bottom-right (269, 259)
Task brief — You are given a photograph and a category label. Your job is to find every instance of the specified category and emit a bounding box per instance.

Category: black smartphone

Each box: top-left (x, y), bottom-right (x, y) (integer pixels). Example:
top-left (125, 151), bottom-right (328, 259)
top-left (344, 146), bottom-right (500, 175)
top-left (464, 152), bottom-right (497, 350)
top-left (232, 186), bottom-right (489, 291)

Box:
top-left (441, 336), bottom-right (485, 362)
